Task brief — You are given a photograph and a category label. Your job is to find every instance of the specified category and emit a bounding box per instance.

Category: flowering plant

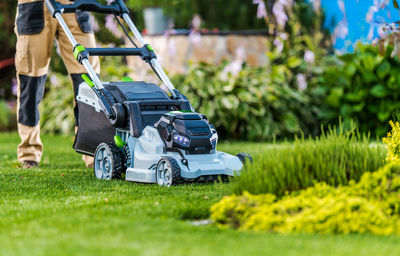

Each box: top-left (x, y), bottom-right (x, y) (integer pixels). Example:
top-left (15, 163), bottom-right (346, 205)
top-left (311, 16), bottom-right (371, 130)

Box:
top-left (383, 120), bottom-right (400, 162)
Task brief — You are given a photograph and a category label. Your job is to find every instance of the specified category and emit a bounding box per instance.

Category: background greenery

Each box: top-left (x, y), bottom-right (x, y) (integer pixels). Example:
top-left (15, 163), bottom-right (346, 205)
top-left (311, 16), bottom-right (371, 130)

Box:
top-left (1, 0), bottom-right (400, 140)
top-left (317, 43), bottom-right (400, 137)
top-left (173, 63), bottom-right (320, 140)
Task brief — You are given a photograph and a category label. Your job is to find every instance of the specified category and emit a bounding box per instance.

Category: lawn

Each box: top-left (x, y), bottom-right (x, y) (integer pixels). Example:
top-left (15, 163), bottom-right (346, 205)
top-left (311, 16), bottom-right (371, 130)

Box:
top-left (1, 133), bottom-right (400, 256)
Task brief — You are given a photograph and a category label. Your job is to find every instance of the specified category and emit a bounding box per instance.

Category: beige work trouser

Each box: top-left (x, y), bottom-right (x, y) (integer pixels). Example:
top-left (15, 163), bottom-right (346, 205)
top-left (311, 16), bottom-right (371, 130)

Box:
top-left (15, 0), bottom-right (100, 166)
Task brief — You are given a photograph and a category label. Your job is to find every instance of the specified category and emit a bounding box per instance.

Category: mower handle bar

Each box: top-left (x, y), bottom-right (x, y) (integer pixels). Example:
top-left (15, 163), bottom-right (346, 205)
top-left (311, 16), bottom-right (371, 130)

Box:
top-left (44, 0), bottom-right (178, 100)
top-left (86, 47), bottom-right (156, 60)
top-left (46, 0), bottom-right (128, 17)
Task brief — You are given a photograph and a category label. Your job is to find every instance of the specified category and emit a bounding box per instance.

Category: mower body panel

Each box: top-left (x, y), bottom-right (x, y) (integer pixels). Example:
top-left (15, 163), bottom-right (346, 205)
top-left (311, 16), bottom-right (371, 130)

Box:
top-left (124, 127), bottom-right (243, 183)
top-left (76, 82), bottom-right (244, 184)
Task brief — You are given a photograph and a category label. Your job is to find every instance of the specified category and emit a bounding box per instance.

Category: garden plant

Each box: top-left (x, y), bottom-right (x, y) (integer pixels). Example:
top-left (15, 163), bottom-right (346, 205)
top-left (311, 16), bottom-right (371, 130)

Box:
top-left (210, 119), bottom-right (400, 235)
top-left (230, 124), bottom-right (387, 196)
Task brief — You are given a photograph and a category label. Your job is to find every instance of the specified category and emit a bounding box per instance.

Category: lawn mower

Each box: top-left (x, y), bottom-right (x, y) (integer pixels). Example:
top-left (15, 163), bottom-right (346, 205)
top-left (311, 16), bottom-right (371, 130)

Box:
top-left (45, 0), bottom-right (252, 186)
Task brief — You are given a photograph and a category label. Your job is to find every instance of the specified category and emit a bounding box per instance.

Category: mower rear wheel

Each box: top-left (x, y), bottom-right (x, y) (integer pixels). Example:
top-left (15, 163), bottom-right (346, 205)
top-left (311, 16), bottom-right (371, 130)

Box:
top-left (155, 157), bottom-right (181, 187)
top-left (94, 143), bottom-right (124, 180)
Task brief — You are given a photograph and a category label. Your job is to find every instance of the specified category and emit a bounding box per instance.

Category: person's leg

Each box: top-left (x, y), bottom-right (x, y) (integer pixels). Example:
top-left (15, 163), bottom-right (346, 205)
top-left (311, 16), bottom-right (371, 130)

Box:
top-left (15, 0), bottom-right (56, 166)
top-left (56, 7), bottom-right (100, 167)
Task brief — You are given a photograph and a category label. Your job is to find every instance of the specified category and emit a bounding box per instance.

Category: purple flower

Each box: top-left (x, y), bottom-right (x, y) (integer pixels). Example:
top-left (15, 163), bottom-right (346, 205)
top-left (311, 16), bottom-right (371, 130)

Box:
top-left (192, 15), bottom-right (202, 30)
top-left (365, 0), bottom-right (390, 41)
top-left (105, 15), bottom-right (123, 38)
top-left (55, 41), bottom-right (62, 57)
top-left (333, 20), bottom-right (349, 42)
top-left (374, 0), bottom-right (390, 9)
top-left (235, 46), bottom-right (246, 62)
top-left (50, 74), bottom-right (59, 86)
top-left (164, 20), bottom-right (178, 57)
top-left (273, 0), bottom-right (289, 28)
top-left (166, 38), bottom-right (177, 57)
top-left (164, 20), bottom-right (177, 37)
top-left (189, 15), bottom-right (202, 45)
top-left (189, 30), bottom-right (202, 45)
top-left (377, 23), bottom-right (389, 38)
top-left (273, 38), bottom-right (284, 53)
top-left (304, 50), bottom-right (315, 65)
top-left (220, 47), bottom-right (246, 81)
top-left (7, 101), bottom-right (15, 110)
top-left (253, 0), bottom-right (267, 19)
top-left (279, 32), bottom-right (288, 40)
top-left (366, 5), bottom-right (378, 23)
top-left (310, 0), bottom-right (321, 12)
top-left (91, 15), bottom-right (100, 32)
top-left (220, 60), bottom-right (243, 81)
top-left (338, 0), bottom-right (346, 13)
top-left (11, 78), bottom-right (18, 96)
top-left (367, 25), bottom-right (375, 40)
top-left (296, 74), bottom-right (307, 91)
top-left (332, 0), bottom-right (348, 44)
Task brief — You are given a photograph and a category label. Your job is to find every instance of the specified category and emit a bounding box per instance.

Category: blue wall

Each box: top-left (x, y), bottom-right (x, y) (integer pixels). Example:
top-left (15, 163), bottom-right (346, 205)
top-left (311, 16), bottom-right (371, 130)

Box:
top-left (321, 0), bottom-right (399, 51)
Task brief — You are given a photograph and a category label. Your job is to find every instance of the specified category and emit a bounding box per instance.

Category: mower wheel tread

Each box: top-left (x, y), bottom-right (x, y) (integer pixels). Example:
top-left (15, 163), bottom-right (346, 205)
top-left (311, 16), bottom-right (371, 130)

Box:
top-left (156, 156), bottom-right (182, 186)
top-left (94, 142), bottom-right (124, 180)
top-left (165, 156), bottom-right (182, 185)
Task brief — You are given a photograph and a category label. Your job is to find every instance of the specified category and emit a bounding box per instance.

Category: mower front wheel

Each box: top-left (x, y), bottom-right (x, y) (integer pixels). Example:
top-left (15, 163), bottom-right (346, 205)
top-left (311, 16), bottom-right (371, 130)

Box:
top-left (155, 157), bottom-right (181, 187)
top-left (94, 143), bottom-right (124, 180)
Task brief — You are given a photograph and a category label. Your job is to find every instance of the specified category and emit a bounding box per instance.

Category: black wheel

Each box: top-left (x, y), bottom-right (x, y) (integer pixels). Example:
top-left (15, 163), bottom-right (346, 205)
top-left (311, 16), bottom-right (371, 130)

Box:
top-left (155, 156), bottom-right (181, 187)
top-left (236, 153), bottom-right (253, 165)
top-left (110, 103), bottom-right (126, 128)
top-left (94, 143), bottom-right (124, 180)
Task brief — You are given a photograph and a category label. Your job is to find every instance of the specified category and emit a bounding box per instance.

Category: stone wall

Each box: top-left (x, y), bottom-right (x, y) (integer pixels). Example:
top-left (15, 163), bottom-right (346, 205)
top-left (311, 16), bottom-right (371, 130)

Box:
top-left (126, 33), bottom-right (269, 81)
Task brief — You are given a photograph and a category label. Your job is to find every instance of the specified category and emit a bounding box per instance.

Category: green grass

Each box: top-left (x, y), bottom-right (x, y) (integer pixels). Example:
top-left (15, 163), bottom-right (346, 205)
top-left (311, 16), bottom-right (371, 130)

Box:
top-left (1, 132), bottom-right (400, 255)
top-left (232, 128), bottom-right (387, 196)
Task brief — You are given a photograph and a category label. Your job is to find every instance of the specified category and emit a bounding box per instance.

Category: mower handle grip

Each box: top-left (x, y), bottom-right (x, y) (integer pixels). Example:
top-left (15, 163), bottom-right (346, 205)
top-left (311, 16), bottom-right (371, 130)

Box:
top-left (45, 0), bottom-right (128, 17)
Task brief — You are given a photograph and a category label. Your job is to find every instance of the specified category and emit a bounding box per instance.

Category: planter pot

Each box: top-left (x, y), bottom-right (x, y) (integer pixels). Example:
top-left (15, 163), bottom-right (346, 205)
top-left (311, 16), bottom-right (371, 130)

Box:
top-left (143, 7), bottom-right (168, 35)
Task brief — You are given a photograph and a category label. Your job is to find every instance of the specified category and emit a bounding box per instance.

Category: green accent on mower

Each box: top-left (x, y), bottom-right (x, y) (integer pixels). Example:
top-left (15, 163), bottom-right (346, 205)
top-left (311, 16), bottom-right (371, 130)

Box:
top-left (146, 44), bottom-right (154, 52)
top-left (121, 76), bottom-right (134, 82)
top-left (168, 110), bottom-right (193, 114)
top-left (74, 44), bottom-right (86, 60)
top-left (81, 74), bottom-right (94, 88)
top-left (114, 135), bottom-right (126, 148)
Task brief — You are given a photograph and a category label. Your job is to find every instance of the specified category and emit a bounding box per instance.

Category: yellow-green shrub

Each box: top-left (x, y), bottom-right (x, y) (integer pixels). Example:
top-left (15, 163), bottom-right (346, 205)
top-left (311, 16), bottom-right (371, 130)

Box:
top-left (211, 162), bottom-right (400, 235)
top-left (383, 120), bottom-right (400, 162)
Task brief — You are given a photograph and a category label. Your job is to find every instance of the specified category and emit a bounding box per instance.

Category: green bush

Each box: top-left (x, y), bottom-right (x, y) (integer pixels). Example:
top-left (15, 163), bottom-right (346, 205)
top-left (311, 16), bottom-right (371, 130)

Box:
top-left (0, 101), bottom-right (11, 128)
top-left (231, 125), bottom-right (386, 196)
top-left (173, 63), bottom-right (321, 140)
top-left (318, 43), bottom-right (400, 137)
top-left (211, 162), bottom-right (400, 235)
top-left (40, 74), bottom-right (75, 135)
top-left (169, 0), bottom-right (331, 140)
top-left (383, 120), bottom-right (400, 162)
top-left (0, 2), bottom-right (17, 102)
top-left (0, 100), bottom-right (16, 131)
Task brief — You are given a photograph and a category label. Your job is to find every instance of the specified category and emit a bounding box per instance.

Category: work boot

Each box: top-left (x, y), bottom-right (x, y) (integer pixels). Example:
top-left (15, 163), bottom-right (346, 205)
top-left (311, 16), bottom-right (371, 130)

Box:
top-left (82, 155), bottom-right (94, 168)
top-left (22, 160), bottom-right (39, 169)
